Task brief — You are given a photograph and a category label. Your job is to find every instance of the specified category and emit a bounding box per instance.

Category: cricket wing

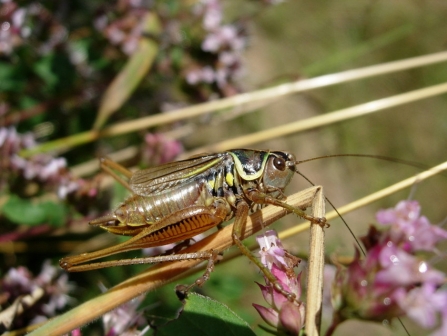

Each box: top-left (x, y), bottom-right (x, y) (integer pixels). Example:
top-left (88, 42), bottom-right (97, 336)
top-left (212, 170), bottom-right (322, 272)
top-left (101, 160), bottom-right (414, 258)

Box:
top-left (130, 153), bottom-right (225, 196)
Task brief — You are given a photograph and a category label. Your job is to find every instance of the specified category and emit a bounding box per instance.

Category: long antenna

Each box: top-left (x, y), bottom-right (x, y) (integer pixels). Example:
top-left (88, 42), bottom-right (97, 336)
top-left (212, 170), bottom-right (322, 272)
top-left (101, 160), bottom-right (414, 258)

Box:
top-left (296, 154), bottom-right (433, 172)
top-left (295, 170), bottom-right (366, 256)
top-left (294, 153), bottom-right (441, 257)
top-left (296, 154), bottom-right (417, 335)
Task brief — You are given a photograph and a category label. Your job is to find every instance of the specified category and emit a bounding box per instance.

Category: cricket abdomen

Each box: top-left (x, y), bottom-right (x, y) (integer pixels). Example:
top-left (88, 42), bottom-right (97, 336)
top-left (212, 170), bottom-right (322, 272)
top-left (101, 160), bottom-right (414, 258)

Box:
top-left (99, 179), bottom-right (215, 234)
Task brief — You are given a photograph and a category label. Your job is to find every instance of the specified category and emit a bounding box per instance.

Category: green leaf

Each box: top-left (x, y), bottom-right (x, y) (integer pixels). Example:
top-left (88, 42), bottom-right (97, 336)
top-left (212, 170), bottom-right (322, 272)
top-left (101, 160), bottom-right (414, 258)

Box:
top-left (0, 62), bottom-right (26, 92)
top-left (170, 47), bottom-right (184, 69)
top-left (2, 195), bottom-right (47, 226)
top-left (40, 201), bottom-right (67, 227)
top-left (33, 52), bottom-right (75, 92)
top-left (156, 293), bottom-right (256, 336)
top-left (1, 195), bottom-right (67, 227)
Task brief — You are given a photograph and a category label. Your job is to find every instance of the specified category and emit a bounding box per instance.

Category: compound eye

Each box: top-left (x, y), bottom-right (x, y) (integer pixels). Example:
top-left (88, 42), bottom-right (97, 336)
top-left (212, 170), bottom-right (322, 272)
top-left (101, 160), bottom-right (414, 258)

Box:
top-left (273, 157), bottom-right (286, 171)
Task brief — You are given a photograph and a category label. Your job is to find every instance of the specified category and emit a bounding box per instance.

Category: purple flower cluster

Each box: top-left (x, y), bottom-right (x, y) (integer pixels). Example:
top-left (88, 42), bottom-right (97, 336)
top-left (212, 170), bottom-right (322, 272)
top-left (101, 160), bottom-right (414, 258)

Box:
top-left (101, 293), bottom-right (148, 336)
top-left (1, 127), bottom-right (61, 185)
top-left (0, 2), bottom-right (67, 56)
top-left (376, 200), bottom-right (447, 252)
top-left (253, 230), bottom-right (305, 335)
top-left (94, 0), bottom-right (148, 55)
top-left (0, 261), bottom-right (74, 331)
top-left (331, 201), bottom-right (447, 335)
top-left (0, 1), bottom-right (29, 55)
top-left (0, 126), bottom-right (84, 199)
top-left (186, 0), bottom-right (246, 92)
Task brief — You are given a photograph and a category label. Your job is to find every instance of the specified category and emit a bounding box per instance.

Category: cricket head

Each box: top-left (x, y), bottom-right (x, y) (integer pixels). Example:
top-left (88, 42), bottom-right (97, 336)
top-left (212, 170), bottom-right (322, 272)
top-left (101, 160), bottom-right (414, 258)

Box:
top-left (261, 151), bottom-right (297, 191)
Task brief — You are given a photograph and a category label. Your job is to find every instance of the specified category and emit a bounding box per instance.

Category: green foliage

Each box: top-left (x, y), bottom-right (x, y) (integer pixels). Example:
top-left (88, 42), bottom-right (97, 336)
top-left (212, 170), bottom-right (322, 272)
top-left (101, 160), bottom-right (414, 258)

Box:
top-left (2, 195), bottom-right (67, 227)
top-left (33, 52), bottom-right (76, 93)
top-left (0, 61), bottom-right (27, 92)
top-left (156, 293), bottom-right (256, 336)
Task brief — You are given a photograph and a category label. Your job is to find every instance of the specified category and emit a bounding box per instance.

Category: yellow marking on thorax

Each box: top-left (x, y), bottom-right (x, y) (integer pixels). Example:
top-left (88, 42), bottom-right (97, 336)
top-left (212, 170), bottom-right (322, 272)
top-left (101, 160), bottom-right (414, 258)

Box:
top-left (225, 172), bottom-right (234, 186)
top-left (229, 151), bottom-right (270, 180)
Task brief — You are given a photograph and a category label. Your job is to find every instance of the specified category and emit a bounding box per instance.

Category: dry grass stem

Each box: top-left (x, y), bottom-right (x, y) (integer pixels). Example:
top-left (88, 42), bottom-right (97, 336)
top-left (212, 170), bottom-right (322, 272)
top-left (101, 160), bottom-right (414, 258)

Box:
top-left (100, 51), bottom-right (447, 139)
top-left (305, 187), bottom-right (325, 335)
top-left (185, 82), bottom-right (447, 156)
top-left (19, 51), bottom-right (447, 158)
top-left (70, 79), bottom-right (447, 179)
top-left (279, 159), bottom-right (447, 240)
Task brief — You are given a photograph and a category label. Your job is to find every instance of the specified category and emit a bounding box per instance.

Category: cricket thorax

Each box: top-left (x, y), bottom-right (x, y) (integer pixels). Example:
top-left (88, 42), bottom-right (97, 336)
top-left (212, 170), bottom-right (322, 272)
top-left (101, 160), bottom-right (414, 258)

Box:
top-left (203, 150), bottom-right (296, 217)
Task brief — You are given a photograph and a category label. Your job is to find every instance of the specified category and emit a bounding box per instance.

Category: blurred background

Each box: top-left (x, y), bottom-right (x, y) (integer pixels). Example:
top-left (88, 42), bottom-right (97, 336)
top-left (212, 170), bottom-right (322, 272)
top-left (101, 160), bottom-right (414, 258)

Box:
top-left (1, 1), bottom-right (446, 335)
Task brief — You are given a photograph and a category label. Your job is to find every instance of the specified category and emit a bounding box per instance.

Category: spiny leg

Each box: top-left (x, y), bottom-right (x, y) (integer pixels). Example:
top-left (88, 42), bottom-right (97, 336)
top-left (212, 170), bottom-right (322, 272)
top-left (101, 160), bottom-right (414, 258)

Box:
top-left (247, 189), bottom-right (327, 227)
top-left (62, 250), bottom-right (219, 272)
top-left (231, 200), bottom-right (297, 302)
top-left (175, 250), bottom-right (223, 297)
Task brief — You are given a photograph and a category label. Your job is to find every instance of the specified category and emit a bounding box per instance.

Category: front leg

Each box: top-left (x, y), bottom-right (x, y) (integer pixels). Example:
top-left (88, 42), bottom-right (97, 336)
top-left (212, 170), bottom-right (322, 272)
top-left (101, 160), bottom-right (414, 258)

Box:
top-left (231, 200), bottom-right (298, 302)
top-left (247, 187), bottom-right (327, 227)
top-left (250, 185), bottom-right (327, 334)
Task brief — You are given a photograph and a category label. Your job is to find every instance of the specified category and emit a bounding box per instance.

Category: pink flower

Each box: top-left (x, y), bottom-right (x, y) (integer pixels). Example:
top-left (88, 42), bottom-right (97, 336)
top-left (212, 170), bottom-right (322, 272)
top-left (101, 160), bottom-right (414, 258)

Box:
top-left (253, 230), bottom-right (305, 335)
top-left (200, 0), bottom-right (222, 30)
top-left (376, 200), bottom-right (447, 251)
top-left (1, 261), bottom-right (76, 330)
top-left (186, 66), bottom-right (215, 85)
top-left (331, 200), bottom-right (447, 334)
top-left (253, 299), bottom-right (304, 335)
top-left (202, 25), bottom-right (243, 52)
top-left (410, 216), bottom-right (447, 251)
top-left (432, 307), bottom-right (447, 336)
top-left (376, 245), bottom-right (444, 286)
top-left (71, 329), bottom-right (82, 336)
top-left (142, 132), bottom-right (183, 166)
top-left (3, 266), bottom-right (34, 292)
top-left (0, 126), bottom-right (86, 199)
top-left (256, 230), bottom-right (288, 269)
top-left (102, 294), bottom-right (147, 336)
top-left (376, 200), bottom-right (421, 226)
top-left (394, 283), bottom-right (447, 328)
top-left (0, 2), bottom-right (29, 54)
top-left (96, 4), bottom-right (149, 55)
top-left (187, 0), bottom-right (247, 91)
